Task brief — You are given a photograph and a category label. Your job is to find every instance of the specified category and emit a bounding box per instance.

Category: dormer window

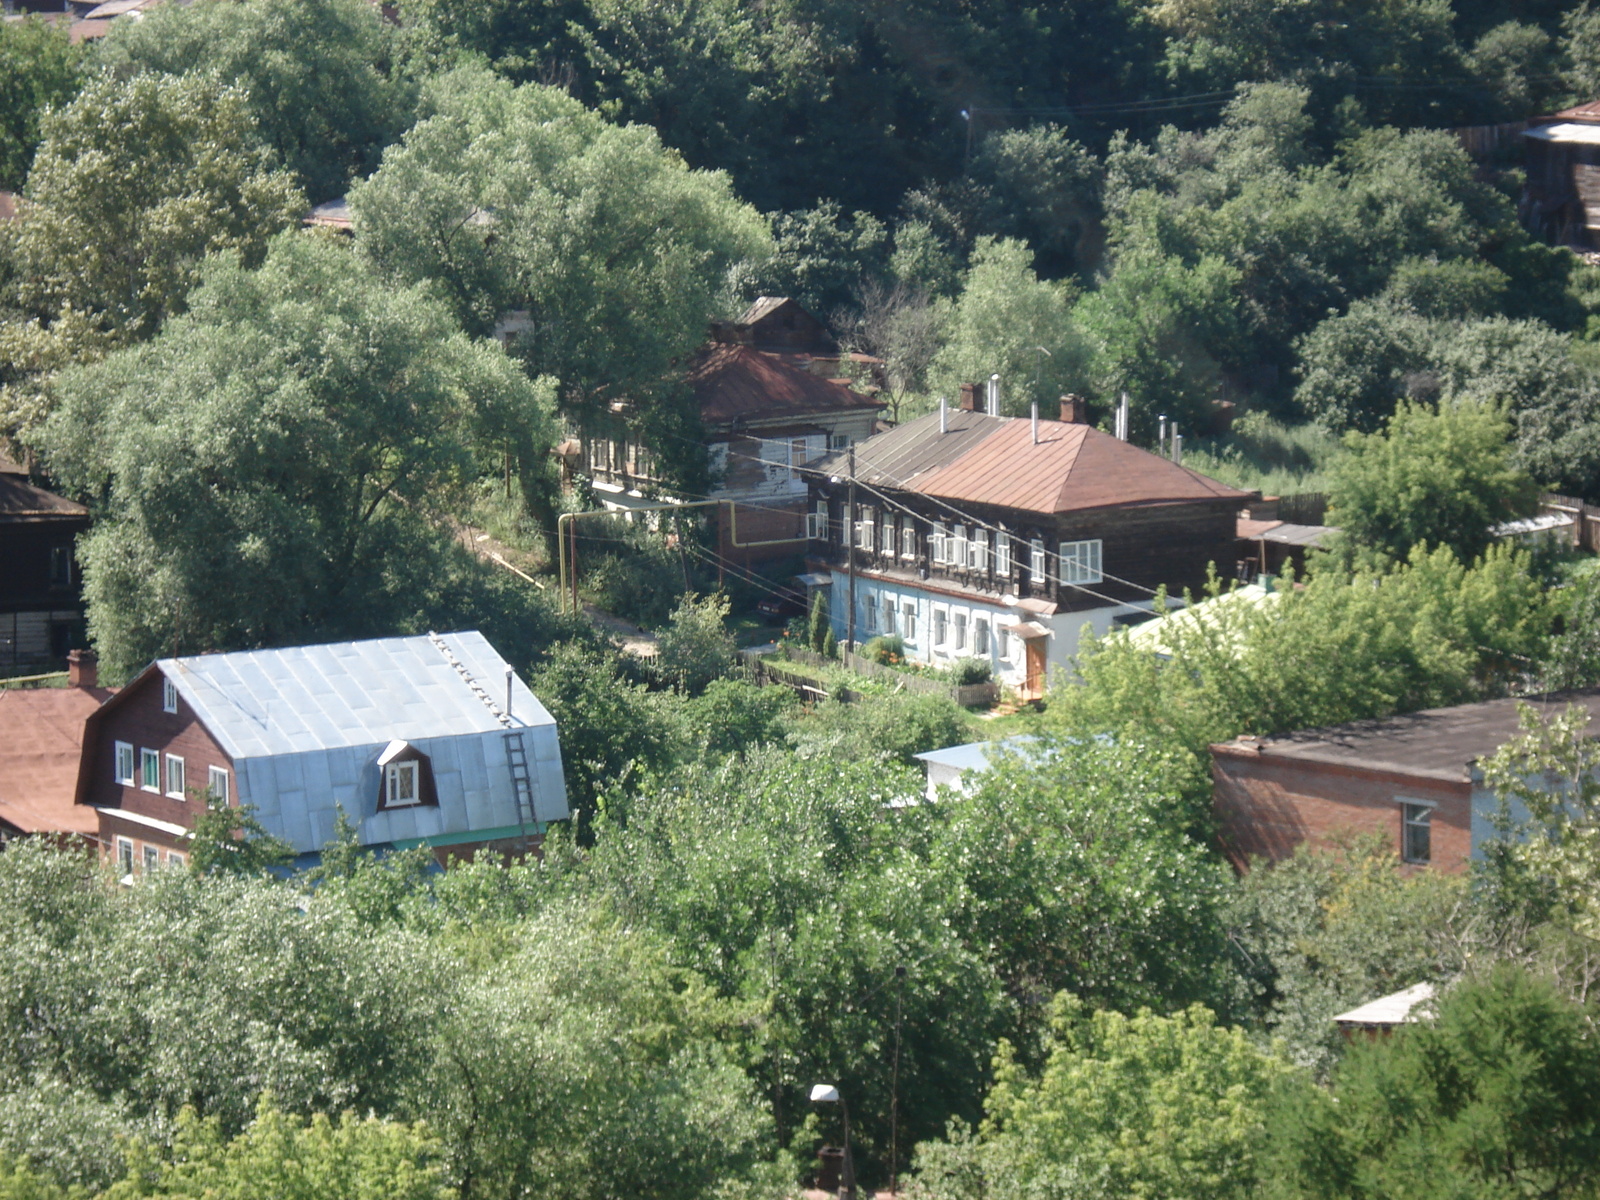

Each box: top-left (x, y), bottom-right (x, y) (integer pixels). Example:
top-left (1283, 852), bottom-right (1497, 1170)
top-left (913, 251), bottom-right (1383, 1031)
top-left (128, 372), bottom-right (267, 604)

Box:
top-left (375, 740), bottom-right (437, 811)
top-left (162, 678), bottom-right (178, 714)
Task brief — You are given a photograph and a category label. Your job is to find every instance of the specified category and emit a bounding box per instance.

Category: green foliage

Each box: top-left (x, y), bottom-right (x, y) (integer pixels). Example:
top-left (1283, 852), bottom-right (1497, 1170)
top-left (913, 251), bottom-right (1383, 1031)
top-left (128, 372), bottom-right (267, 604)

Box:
top-left (908, 996), bottom-right (1294, 1200)
top-left (0, 1156), bottom-right (71, 1200)
top-left (673, 677), bottom-right (796, 762)
top-left (860, 634), bottom-right (904, 665)
top-left (10, 71), bottom-right (303, 341)
top-left (967, 125), bottom-right (1103, 281)
top-left (1540, 566), bottom-right (1600, 690)
top-left (1183, 412), bottom-right (1344, 495)
top-left (1264, 965), bottom-right (1600, 1200)
top-left (930, 238), bottom-right (1091, 416)
top-left (95, 0), bottom-right (414, 203)
top-left (579, 520), bottom-right (693, 628)
top-left (785, 691), bottom-right (971, 766)
top-left (653, 591), bottom-right (736, 695)
top-left (39, 232), bottom-right (556, 681)
top-left (806, 591), bottom-right (828, 654)
top-left (947, 658), bottom-right (991, 686)
top-left (743, 202), bottom-right (887, 318)
top-left (0, 17), bottom-right (83, 192)
top-left (187, 798), bottom-right (294, 878)
top-left (102, 1097), bottom-right (448, 1200)
top-left (1326, 400), bottom-right (1537, 563)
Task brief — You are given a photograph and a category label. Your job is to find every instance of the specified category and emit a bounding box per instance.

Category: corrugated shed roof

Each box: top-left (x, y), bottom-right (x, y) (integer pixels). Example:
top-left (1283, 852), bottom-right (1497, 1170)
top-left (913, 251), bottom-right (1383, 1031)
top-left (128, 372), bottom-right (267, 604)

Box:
top-left (0, 686), bottom-right (111, 839)
top-left (156, 631), bottom-right (554, 761)
top-left (1333, 983), bottom-right (1436, 1027)
top-left (689, 343), bottom-right (881, 427)
top-left (0, 475), bottom-right (88, 523)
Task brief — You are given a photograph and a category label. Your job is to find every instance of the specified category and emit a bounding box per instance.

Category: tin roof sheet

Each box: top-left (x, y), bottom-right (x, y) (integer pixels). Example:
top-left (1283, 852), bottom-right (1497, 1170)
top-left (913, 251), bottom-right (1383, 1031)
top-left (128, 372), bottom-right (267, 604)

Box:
top-left (811, 408), bottom-right (1007, 488)
top-left (157, 631), bottom-right (554, 761)
top-left (689, 343), bottom-right (881, 427)
top-left (1333, 983), bottom-right (1436, 1027)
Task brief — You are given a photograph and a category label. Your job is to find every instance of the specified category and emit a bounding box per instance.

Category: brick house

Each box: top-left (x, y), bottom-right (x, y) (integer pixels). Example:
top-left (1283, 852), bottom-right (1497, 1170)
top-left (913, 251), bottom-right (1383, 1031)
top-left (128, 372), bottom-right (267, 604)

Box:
top-left (75, 631), bottom-right (568, 876)
top-left (805, 393), bottom-right (1253, 698)
top-left (1211, 689), bottom-right (1600, 872)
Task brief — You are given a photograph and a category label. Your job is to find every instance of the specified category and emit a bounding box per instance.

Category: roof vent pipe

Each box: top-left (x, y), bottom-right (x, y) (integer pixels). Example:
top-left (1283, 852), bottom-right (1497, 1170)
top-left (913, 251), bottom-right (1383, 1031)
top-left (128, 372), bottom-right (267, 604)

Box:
top-left (505, 668), bottom-right (514, 721)
top-left (1173, 431), bottom-right (1183, 465)
top-left (988, 374), bottom-right (1000, 416)
top-left (1031, 400), bottom-right (1039, 445)
top-left (1158, 415), bottom-right (1167, 455)
top-left (939, 396), bottom-right (947, 434)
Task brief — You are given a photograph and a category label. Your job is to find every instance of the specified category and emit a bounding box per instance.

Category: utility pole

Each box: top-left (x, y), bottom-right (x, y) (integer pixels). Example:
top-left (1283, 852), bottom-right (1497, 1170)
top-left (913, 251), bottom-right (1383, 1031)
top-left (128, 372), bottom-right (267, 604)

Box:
top-left (846, 446), bottom-right (857, 654)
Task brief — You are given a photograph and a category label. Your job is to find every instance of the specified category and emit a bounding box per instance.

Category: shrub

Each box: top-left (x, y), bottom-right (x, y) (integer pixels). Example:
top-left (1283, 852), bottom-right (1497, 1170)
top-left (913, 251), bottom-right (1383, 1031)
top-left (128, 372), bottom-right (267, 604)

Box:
top-left (861, 634), bottom-right (905, 664)
top-left (948, 658), bottom-right (992, 686)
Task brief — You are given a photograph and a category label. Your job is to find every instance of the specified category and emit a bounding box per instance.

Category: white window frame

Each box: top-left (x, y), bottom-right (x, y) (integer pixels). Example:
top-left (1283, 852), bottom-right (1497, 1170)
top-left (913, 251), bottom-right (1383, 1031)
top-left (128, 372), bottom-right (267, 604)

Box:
top-left (114, 741), bottom-right (135, 786)
top-left (953, 610), bottom-right (968, 652)
top-left (953, 525), bottom-right (969, 568)
top-left (162, 677), bottom-right (178, 714)
top-left (856, 507), bottom-right (874, 551)
top-left (996, 533), bottom-right (1012, 577)
top-left (882, 595), bottom-right (897, 637)
top-left (808, 501), bottom-right (828, 541)
top-left (166, 851), bottom-right (186, 869)
top-left (208, 765), bottom-right (230, 804)
top-left (970, 528), bottom-right (988, 572)
top-left (1401, 799), bottom-right (1434, 865)
top-left (165, 754), bottom-right (185, 800)
top-left (140, 749), bottom-right (160, 793)
top-left (142, 844), bottom-right (159, 874)
top-left (931, 522), bottom-right (947, 564)
top-left (974, 618), bottom-right (991, 657)
top-left (932, 605), bottom-right (949, 649)
top-left (863, 595), bottom-right (878, 634)
top-left (1030, 538), bottom-right (1046, 582)
top-left (880, 514), bottom-right (896, 556)
top-left (1059, 538), bottom-right (1104, 585)
top-left (789, 437), bottom-right (808, 479)
top-left (385, 760), bottom-right (421, 808)
top-left (902, 602), bottom-right (918, 644)
top-left (116, 837), bottom-right (134, 878)
top-left (900, 522), bottom-right (916, 559)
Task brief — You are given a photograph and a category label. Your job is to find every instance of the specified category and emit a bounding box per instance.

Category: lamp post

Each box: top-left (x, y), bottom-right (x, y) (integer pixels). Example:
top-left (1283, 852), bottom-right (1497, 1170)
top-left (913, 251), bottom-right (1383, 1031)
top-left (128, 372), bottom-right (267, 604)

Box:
top-left (810, 1083), bottom-right (856, 1200)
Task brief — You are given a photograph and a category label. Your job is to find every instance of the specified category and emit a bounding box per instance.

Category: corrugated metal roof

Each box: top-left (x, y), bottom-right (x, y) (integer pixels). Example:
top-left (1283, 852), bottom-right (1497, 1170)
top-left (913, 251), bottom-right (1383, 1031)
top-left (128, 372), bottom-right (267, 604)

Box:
top-left (160, 631), bottom-right (554, 761)
top-left (914, 735), bottom-right (1039, 772)
top-left (689, 343), bottom-right (881, 427)
top-left (811, 408), bottom-right (1007, 489)
top-left (1333, 983), bottom-right (1435, 1027)
top-left (738, 296), bottom-right (790, 325)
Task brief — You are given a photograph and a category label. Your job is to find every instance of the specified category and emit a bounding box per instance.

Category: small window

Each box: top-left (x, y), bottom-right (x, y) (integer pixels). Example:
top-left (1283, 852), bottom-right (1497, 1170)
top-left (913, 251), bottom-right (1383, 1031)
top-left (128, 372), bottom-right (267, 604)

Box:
top-left (933, 607), bottom-right (948, 648)
top-left (830, 434), bottom-right (850, 451)
top-left (902, 602), bottom-right (917, 643)
top-left (863, 596), bottom-right (878, 633)
top-left (116, 837), bottom-right (134, 878)
top-left (386, 761), bottom-right (420, 807)
top-left (114, 742), bottom-right (135, 786)
top-left (789, 437), bottom-right (808, 479)
top-left (880, 515), bottom-right (896, 556)
top-left (882, 596), bottom-right (896, 637)
top-left (1402, 802), bottom-right (1432, 864)
top-left (970, 528), bottom-right (988, 572)
top-left (931, 522), bottom-right (947, 564)
top-left (953, 610), bottom-right (968, 651)
top-left (208, 766), bottom-right (229, 804)
top-left (161, 677), bottom-right (178, 714)
top-left (974, 618), bottom-right (990, 657)
top-left (142, 845), bottom-right (159, 874)
top-left (1059, 539), bottom-right (1104, 585)
top-left (1030, 538), bottom-right (1046, 582)
top-left (953, 525), bottom-right (969, 568)
top-left (901, 523), bottom-right (916, 559)
top-left (165, 754), bottom-right (185, 799)
top-left (49, 545), bottom-right (72, 588)
top-left (141, 749), bottom-right (160, 792)
top-left (855, 507), bottom-right (874, 551)
top-left (166, 851), bottom-right (186, 869)
top-left (996, 534), bottom-right (1012, 577)
top-left (808, 501), bottom-right (828, 541)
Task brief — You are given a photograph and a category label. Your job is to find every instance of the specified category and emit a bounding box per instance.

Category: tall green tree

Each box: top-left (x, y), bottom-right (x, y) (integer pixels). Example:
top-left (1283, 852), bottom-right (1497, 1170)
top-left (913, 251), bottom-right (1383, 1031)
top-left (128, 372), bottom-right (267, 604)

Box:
top-left (96, 0), bottom-right (415, 202)
top-left (0, 17), bottom-right (83, 192)
top-left (39, 232), bottom-right (556, 681)
top-left (1326, 399), bottom-right (1537, 563)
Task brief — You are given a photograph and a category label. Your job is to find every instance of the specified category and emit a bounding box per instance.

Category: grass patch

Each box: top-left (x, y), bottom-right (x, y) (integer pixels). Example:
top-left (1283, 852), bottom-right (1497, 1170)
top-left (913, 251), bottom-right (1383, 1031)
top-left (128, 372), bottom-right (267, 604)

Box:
top-left (1185, 413), bottom-right (1344, 496)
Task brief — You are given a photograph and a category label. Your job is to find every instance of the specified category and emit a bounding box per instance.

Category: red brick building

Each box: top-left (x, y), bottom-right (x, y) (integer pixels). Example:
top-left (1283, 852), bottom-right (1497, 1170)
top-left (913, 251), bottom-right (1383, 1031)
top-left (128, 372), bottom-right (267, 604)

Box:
top-left (1211, 690), bottom-right (1600, 872)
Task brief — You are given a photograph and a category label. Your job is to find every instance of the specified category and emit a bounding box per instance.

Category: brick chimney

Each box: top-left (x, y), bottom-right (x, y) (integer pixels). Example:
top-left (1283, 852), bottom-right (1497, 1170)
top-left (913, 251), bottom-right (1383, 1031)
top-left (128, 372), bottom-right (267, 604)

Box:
top-left (67, 648), bottom-right (97, 689)
top-left (958, 382), bottom-right (979, 411)
top-left (1059, 394), bottom-right (1087, 424)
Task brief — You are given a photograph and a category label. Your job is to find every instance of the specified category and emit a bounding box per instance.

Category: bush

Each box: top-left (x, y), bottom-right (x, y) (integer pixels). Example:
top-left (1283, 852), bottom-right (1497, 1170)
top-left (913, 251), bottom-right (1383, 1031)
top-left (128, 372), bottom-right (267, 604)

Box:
top-left (948, 658), bottom-right (992, 686)
top-left (861, 634), bottom-right (905, 664)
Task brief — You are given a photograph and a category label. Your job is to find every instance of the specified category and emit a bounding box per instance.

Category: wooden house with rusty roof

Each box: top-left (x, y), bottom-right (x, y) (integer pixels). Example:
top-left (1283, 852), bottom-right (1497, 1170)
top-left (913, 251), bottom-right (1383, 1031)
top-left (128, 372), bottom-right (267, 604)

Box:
top-left (804, 392), bottom-right (1252, 698)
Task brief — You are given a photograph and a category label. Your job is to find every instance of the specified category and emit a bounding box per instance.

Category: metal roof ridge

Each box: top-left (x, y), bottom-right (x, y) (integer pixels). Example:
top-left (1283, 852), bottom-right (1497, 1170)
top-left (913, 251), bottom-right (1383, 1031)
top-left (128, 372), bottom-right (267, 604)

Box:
top-left (427, 631), bottom-right (512, 729)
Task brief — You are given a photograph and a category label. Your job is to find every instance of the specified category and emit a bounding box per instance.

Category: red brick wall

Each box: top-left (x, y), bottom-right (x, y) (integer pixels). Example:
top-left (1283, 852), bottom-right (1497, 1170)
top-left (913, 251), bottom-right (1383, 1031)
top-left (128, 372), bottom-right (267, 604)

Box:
top-left (716, 498), bottom-right (809, 567)
top-left (84, 670), bottom-right (234, 836)
top-left (1212, 748), bottom-right (1472, 872)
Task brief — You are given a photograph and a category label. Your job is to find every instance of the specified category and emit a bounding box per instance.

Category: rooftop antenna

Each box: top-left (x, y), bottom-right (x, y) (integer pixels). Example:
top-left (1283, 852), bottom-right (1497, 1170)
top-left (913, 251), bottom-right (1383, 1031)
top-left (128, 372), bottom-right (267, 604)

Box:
top-left (1031, 400), bottom-right (1039, 445)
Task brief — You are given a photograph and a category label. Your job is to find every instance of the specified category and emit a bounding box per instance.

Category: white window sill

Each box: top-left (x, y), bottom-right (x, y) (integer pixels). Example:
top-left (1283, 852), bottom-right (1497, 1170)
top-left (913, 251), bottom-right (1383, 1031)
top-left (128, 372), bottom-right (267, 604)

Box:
top-left (165, 792), bottom-right (186, 801)
top-left (384, 800), bottom-right (422, 809)
top-left (140, 785), bottom-right (160, 793)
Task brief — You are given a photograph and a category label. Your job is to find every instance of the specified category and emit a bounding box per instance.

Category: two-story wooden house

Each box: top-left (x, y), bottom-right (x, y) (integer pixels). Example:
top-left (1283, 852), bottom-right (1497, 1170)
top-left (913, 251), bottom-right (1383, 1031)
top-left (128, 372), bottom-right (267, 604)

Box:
top-left (0, 456), bottom-right (89, 677)
top-left (582, 298), bottom-right (883, 565)
top-left (74, 631), bottom-right (569, 874)
top-left (805, 395), bottom-right (1253, 697)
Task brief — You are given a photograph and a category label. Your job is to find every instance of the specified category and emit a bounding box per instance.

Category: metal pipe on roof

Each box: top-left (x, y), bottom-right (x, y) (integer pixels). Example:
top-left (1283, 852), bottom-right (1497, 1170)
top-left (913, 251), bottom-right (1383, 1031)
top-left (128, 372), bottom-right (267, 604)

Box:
top-left (505, 668), bottom-right (513, 721)
top-left (1031, 400), bottom-right (1038, 445)
top-left (988, 374), bottom-right (1000, 416)
top-left (939, 396), bottom-right (947, 434)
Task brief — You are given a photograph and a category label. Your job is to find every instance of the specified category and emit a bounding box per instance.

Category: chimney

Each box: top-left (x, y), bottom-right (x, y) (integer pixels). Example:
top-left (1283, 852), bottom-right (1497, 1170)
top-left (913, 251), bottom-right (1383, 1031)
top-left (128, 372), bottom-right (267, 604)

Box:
top-left (958, 382), bottom-right (978, 411)
top-left (987, 374), bottom-right (1001, 416)
top-left (939, 396), bottom-right (948, 433)
top-left (67, 649), bottom-right (97, 689)
top-left (1059, 394), bottom-right (1086, 424)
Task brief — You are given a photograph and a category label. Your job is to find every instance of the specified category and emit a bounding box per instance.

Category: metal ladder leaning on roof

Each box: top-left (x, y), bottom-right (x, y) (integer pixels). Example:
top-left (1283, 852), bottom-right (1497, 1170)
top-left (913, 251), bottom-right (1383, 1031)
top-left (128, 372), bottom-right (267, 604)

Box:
top-left (503, 731), bottom-right (539, 856)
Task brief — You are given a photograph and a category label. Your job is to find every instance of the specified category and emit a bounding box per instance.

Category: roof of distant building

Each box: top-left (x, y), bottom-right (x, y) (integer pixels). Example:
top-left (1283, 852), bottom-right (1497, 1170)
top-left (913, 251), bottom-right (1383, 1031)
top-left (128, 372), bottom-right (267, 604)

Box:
top-left (1333, 983), bottom-right (1437, 1028)
top-left (689, 343), bottom-right (881, 428)
top-left (1553, 99), bottom-right (1600, 123)
top-left (0, 474), bottom-right (88, 524)
top-left (305, 197), bottom-right (352, 231)
top-left (0, 684), bottom-right (112, 840)
top-left (814, 408), bottom-right (1250, 515)
top-left (1213, 688), bottom-right (1600, 782)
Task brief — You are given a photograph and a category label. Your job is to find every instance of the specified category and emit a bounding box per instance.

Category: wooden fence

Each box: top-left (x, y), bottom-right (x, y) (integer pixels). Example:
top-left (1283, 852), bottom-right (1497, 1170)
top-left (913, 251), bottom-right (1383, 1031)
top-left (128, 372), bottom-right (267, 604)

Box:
top-left (1538, 492), bottom-right (1600, 552)
top-left (744, 646), bottom-right (998, 708)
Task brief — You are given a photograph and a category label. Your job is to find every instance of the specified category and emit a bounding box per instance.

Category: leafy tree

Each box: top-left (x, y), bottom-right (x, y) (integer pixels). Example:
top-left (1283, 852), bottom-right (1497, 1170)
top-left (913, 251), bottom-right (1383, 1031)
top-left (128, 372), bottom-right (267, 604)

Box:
top-left (1463, 22), bottom-right (1560, 124)
top-left (967, 125), bottom-right (1104, 281)
top-left (1264, 965), bottom-right (1600, 1200)
top-left (840, 277), bottom-right (943, 421)
top-left (9, 71), bottom-right (303, 341)
top-left (0, 17), bottom-right (83, 191)
top-left (807, 591), bottom-right (828, 653)
top-left (1540, 568), bottom-right (1600, 690)
top-left (741, 202), bottom-right (888, 318)
top-left (674, 677), bottom-right (796, 762)
top-left (187, 798), bottom-right (294, 878)
top-left (0, 1156), bottom-right (69, 1200)
top-left (39, 232), bottom-right (556, 681)
top-left (350, 65), bottom-right (769, 487)
top-left (653, 591), bottom-right (736, 695)
top-left (784, 691), bottom-right (971, 766)
top-left (929, 237), bottom-right (1092, 416)
top-left (96, 0), bottom-right (415, 202)
top-left (102, 1097), bottom-right (449, 1200)
top-left (1326, 399), bottom-right (1537, 563)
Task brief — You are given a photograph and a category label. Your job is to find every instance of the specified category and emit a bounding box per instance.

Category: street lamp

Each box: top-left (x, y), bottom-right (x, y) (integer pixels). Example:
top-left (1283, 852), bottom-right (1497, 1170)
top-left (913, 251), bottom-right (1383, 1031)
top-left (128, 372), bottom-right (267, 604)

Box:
top-left (810, 1083), bottom-right (856, 1200)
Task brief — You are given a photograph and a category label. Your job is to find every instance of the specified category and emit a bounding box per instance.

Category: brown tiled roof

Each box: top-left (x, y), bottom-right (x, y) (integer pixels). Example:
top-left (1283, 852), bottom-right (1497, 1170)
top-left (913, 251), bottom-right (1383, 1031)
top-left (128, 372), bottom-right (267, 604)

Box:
top-left (819, 409), bottom-right (1249, 515)
top-left (1555, 100), bottom-right (1600, 123)
top-left (0, 685), bottom-right (111, 839)
top-left (0, 475), bottom-right (88, 523)
top-left (689, 343), bottom-right (881, 428)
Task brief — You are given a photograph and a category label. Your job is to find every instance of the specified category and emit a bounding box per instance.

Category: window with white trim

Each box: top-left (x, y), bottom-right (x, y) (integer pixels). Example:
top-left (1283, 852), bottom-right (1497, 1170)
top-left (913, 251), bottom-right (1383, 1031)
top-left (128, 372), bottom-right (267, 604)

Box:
top-left (974, 618), bottom-right (990, 656)
top-left (143, 845), bottom-right (159, 873)
top-left (900, 522), bottom-right (916, 559)
top-left (931, 521), bottom-right (947, 564)
top-left (165, 754), bottom-right (185, 799)
top-left (208, 766), bottom-right (229, 804)
top-left (882, 596), bottom-right (896, 637)
top-left (996, 533), bottom-right (1012, 577)
top-left (1401, 802), bottom-right (1432, 864)
top-left (902, 602), bottom-right (917, 643)
top-left (953, 610), bottom-right (968, 651)
top-left (114, 742), bottom-right (135, 786)
top-left (953, 525), bottom-right (969, 568)
top-left (789, 437), bottom-right (807, 479)
top-left (933, 606), bottom-right (949, 648)
top-left (140, 749), bottom-right (160, 792)
top-left (166, 851), bottom-right (186, 869)
top-left (808, 501), bottom-right (828, 541)
top-left (385, 761), bottom-right (420, 808)
top-left (970, 528), bottom-right (988, 571)
top-left (1058, 539), bottom-right (1103, 585)
top-left (880, 514), bottom-right (896, 555)
top-left (856, 507), bottom-right (874, 551)
top-left (1030, 538), bottom-right (1046, 582)
top-left (116, 837), bottom-right (134, 878)
top-left (162, 677), bottom-right (178, 714)
top-left (863, 595), bottom-right (878, 633)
